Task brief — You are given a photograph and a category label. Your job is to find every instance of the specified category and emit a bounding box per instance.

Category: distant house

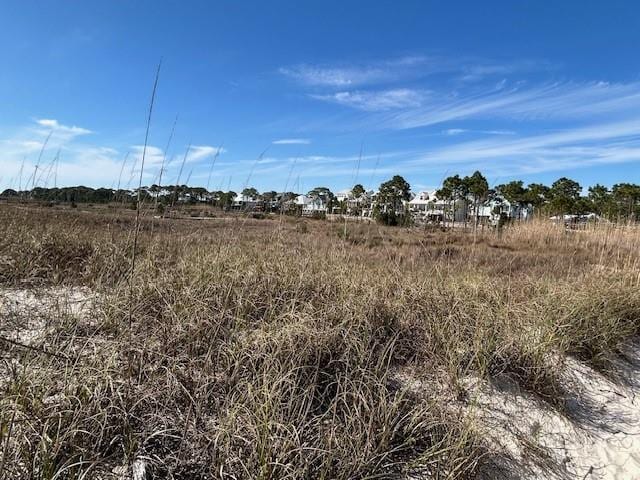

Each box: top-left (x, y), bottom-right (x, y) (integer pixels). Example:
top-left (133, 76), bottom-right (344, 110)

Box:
top-left (477, 196), bottom-right (533, 223)
top-left (296, 194), bottom-right (326, 215)
top-left (408, 190), bottom-right (437, 212)
top-left (178, 192), bottom-right (192, 202)
top-left (145, 187), bottom-right (171, 198)
top-left (409, 190), bottom-right (465, 223)
top-left (232, 193), bottom-right (260, 210)
top-left (550, 213), bottom-right (600, 225)
top-left (335, 189), bottom-right (352, 203)
top-left (335, 188), bottom-right (374, 215)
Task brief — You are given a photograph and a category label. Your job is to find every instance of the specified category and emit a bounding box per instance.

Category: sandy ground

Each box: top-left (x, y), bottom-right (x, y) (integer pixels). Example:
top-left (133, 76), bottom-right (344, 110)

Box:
top-left (0, 287), bottom-right (96, 345)
top-left (471, 343), bottom-right (640, 480)
top-left (0, 286), bottom-right (96, 342)
top-left (397, 342), bottom-right (640, 480)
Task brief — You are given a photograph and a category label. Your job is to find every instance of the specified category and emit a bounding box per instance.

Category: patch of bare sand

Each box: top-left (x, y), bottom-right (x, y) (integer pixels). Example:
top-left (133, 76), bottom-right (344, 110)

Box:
top-left (397, 341), bottom-right (640, 479)
top-left (0, 286), bottom-right (96, 343)
top-left (0, 286), bottom-right (100, 476)
top-left (472, 349), bottom-right (640, 479)
top-left (469, 343), bottom-right (640, 480)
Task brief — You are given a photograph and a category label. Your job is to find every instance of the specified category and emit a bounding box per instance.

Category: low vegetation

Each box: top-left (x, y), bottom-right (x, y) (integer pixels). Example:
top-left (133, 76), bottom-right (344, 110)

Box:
top-left (1, 205), bottom-right (639, 479)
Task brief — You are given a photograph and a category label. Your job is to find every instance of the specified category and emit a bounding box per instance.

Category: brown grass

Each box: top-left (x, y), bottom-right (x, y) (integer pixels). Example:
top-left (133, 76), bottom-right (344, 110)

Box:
top-left (1, 205), bottom-right (639, 478)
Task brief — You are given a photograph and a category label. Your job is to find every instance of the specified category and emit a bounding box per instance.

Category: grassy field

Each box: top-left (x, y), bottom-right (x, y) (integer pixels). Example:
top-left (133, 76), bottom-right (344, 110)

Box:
top-left (1, 204), bottom-right (639, 479)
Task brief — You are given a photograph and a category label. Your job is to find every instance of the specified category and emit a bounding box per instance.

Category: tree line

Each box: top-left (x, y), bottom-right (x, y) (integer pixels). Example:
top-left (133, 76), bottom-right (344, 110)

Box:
top-left (2, 174), bottom-right (639, 222)
top-left (434, 173), bottom-right (640, 221)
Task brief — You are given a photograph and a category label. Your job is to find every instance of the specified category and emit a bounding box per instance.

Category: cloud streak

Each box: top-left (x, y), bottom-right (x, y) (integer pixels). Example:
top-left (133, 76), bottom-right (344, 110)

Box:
top-left (279, 55), bottom-right (548, 88)
top-left (279, 64), bottom-right (390, 87)
top-left (35, 118), bottom-right (93, 140)
top-left (401, 118), bottom-right (640, 178)
top-left (370, 81), bottom-right (640, 129)
top-left (272, 138), bottom-right (311, 145)
top-left (310, 89), bottom-right (425, 112)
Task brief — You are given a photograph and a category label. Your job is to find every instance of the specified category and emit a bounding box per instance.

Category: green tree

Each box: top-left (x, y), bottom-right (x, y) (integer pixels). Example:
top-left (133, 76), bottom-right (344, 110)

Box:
top-left (612, 183), bottom-right (640, 221)
top-left (1, 189), bottom-right (18, 197)
top-left (496, 180), bottom-right (530, 220)
top-left (588, 184), bottom-right (613, 218)
top-left (465, 171), bottom-right (489, 233)
top-left (496, 181), bottom-right (526, 205)
top-left (439, 175), bottom-right (466, 227)
top-left (308, 187), bottom-right (334, 209)
top-left (211, 190), bottom-right (224, 207)
top-left (220, 191), bottom-right (236, 209)
top-left (261, 190), bottom-right (277, 201)
top-left (379, 176), bottom-right (410, 207)
top-left (241, 187), bottom-right (259, 198)
top-left (549, 177), bottom-right (581, 216)
top-left (260, 190), bottom-right (277, 212)
top-left (376, 175), bottom-right (411, 225)
top-left (523, 183), bottom-right (550, 214)
top-left (435, 185), bottom-right (452, 228)
top-left (352, 184), bottom-right (365, 198)
top-left (282, 192), bottom-right (297, 201)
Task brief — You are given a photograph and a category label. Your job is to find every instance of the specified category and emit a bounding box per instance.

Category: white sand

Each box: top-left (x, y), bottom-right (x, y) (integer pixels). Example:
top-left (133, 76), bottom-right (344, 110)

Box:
top-left (471, 343), bottom-right (640, 479)
top-left (0, 286), bottom-right (96, 343)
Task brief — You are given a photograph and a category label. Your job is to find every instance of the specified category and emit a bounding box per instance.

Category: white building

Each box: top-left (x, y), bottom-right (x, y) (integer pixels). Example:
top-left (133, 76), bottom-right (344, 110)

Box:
top-left (409, 190), bottom-right (465, 222)
top-left (296, 194), bottom-right (326, 215)
top-left (232, 193), bottom-right (260, 209)
top-left (408, 190), bottom-right (438, 212)
top-left (477, 196), bottom-right (533, 222)
top-left (335, 189), bottom-right (352, 203)
top-left (335, 188), bottom-right (374, 215)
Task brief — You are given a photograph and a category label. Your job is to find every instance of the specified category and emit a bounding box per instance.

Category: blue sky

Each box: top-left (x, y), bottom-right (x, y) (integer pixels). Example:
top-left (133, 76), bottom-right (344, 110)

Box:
top-left (2, 1), bottom-right (640, 194)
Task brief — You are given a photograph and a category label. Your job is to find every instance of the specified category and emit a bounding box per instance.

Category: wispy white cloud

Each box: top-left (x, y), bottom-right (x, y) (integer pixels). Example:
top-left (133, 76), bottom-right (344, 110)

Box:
top-left (279, 55), bottom-right (546, 88)
top-left (442, 128), bottom-right (516, 136)
top-left (311, 89), bottom-right (425, 111)
top-left (382, 81), bottom-right (640, 129)
top-left (443, 128), bottom-right (467, 136)
top-left (248, 120), bottom-right (640, 182)
top-left (0, 119), bottom-right (227, 190)
top-left (278, 57), bottom-right (430, 87)
top-left (484, 130), bottom-right (516, 136)
top-left (272, 138), bottom-right (311, 145)
top-left (279, 64), bottom-right (392, 87)
top-left (35, 118), bottom-right (93, 139)
top-left (287, 56), bottom-right (640, 134)
top-left (402, 118), bottom-right (640, 177)
top-left (186, 145), bottom-right (226, 162)
top-left (457, 59), bottom-right (549, 82)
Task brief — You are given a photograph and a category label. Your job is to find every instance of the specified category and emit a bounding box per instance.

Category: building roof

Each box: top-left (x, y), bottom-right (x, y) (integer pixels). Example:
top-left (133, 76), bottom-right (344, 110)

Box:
top-left (409, 190), bottom-right (441, 205)
top-left (233, 194), bottom-right (259, 204)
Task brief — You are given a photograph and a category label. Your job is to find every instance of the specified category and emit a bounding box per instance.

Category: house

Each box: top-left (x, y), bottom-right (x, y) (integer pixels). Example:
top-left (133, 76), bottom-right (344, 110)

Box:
top-left (477, 196), bottom-right (533, 223)
top-left (335, 189), bottom-right (352, 203)
top-left (335, 188), bottom-right (374, 215)
top-left (145, 187), bottom-right (171, 198)
top-left (232, 193), bottom-right (260, 210)
top-left (408, 190), bottom-right (436, 211)
top-left (409, 190), bottom-right (465, 223)
top-left (296, 194), bottom-right (326, 215)
top-left (550, 213), bottom-right (600, 225)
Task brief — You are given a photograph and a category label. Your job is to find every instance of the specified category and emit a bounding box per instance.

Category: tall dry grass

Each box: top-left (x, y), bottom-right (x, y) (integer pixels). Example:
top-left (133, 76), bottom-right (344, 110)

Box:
top-left (1, 206), bottom-right (639, 478)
